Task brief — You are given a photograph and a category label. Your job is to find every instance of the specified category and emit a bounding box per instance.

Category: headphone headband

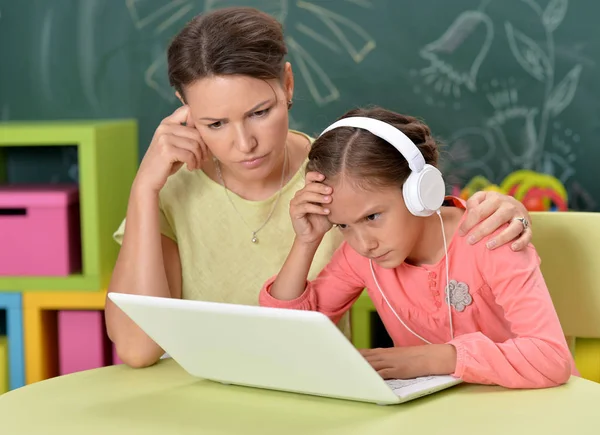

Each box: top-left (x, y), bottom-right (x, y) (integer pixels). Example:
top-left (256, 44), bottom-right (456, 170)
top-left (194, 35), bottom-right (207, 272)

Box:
top-left (317, 114), bottom-right (445, 217)
top-left (319, 116), bottom-right (426, 173)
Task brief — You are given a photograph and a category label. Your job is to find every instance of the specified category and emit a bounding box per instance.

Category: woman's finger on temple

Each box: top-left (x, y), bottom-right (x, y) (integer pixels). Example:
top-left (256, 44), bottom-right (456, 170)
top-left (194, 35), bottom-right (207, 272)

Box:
top-left (169, 146), bottom-right (198, 171)
top-left (163, 124), bottom-right (208, 161)
top-left (168, 136), bottom-right (203, 168)
top-left (164, 105), bottom-right (191, 125)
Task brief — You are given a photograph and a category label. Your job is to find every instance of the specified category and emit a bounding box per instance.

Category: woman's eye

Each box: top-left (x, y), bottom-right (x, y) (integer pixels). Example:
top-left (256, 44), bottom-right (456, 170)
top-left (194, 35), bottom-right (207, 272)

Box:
top-left (335, 224), bottom-right (347, 230)
top-left (208, 121), bottom-right (223, 129)
top-left (366, 213), bottom-right (381, 222)
top-left (252, 108), bottom-right (270, 118)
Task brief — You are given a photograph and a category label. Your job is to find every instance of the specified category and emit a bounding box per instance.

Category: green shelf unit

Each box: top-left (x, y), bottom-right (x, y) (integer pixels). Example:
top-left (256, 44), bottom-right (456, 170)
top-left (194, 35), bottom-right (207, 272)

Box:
top-left (0, 120), bottom-right (138, 291)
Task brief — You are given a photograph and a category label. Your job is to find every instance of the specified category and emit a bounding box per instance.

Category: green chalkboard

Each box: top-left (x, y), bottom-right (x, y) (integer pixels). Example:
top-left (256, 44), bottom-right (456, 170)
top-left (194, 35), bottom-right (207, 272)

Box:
top-left (1, 0), bottom-right (599, 210)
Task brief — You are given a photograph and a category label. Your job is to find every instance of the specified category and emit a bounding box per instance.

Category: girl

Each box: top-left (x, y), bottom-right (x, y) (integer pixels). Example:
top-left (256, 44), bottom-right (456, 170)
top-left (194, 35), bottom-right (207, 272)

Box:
top-left (259, 106), bottom-right (577, 389)
top-left (106, 7), bottom-right (533, 369)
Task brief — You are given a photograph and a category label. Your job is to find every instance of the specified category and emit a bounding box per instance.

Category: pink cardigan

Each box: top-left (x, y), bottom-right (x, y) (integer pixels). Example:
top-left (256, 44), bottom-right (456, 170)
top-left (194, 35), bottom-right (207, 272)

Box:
top-left (260, 198), bottom-right (577, 388)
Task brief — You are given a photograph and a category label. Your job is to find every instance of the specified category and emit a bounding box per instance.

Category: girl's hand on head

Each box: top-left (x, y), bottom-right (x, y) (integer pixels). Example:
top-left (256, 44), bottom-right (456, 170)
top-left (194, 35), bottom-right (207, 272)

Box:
top-left (134, 106), bottom-right (209, 194)
top-left (359, 345), bottom-right (457, 380)
top-left (289, 172), bottom-right (334, 245)
top-left (459, 191), bottom-right (532, 251)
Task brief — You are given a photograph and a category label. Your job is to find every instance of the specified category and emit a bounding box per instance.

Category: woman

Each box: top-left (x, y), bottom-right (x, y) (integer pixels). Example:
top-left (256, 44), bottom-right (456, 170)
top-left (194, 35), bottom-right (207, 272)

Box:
top-left (105, 7), bottom-right (532, 368)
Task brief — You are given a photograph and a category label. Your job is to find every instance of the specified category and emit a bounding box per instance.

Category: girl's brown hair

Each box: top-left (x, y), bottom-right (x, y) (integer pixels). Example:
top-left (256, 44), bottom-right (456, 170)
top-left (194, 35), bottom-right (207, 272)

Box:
top-left (307, 106), bottom-right (440, 190)
top-left (167, 7), bottom-right (287, 98)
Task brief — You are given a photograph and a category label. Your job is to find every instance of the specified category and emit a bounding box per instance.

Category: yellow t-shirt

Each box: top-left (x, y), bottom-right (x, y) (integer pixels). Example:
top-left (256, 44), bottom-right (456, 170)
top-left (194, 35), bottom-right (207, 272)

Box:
top-left (113, 132), bottom-right (350, 337)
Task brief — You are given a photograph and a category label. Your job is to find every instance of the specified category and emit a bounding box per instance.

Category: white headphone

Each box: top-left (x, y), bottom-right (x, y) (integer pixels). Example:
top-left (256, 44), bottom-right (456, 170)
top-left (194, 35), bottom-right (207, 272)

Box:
top-left (319, 115), bottom-right (455, 343)
top-left (319, 116), bottom-right (446, 216)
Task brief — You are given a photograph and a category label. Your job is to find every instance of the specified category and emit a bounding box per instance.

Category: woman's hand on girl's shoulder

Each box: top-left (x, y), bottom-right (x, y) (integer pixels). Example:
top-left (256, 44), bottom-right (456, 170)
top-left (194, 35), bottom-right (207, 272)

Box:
top-left (459, 191), bottom-right (532, 251)
top-left (289, 172), bottom-right (334, 245)
top-left (134, 106), bottom-right (209, 194)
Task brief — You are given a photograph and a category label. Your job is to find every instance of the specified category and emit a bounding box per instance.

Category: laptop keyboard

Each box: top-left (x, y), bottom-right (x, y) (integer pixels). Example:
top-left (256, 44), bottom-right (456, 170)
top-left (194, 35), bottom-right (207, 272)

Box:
top-left (385, 377), bottom-right (435, 390)
top-left (385, 376), bottom-right (452, 398)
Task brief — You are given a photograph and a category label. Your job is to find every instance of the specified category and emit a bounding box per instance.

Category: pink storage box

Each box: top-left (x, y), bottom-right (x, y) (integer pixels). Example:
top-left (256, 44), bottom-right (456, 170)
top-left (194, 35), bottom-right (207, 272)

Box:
top-left (58, 310), bottom-right (110, 375)
top-left (0, 184), bottom-right (81, 276)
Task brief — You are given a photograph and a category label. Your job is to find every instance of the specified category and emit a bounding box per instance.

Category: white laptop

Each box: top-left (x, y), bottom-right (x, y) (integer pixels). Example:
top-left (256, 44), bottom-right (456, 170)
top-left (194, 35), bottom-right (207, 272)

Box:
top-left (108, 292), bottom-right (462, 405)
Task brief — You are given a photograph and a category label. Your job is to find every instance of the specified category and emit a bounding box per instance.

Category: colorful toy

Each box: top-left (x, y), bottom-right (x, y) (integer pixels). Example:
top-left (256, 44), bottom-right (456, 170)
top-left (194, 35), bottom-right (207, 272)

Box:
top-left (500, 170), bottom-right (568, 211)
top-left (459, 175), bottom-right (499, 200)
top-left (459, 170), bottom-right (568, 212)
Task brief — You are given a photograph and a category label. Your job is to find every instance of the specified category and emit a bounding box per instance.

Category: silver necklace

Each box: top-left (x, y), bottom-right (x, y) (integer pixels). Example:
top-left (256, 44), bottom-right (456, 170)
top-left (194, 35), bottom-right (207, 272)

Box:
top-left (215, 146), bottom-right (288, 244)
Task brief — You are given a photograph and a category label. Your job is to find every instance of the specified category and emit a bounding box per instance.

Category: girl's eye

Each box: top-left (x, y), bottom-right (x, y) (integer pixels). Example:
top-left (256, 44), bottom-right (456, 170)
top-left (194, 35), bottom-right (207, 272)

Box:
top-left (366, 213), bottom-right (381, 222)
top-left (335, 224), bottom-right (347, 230)
top-left (252, 108), bottom-right (270, 118)
top-left (208, 121), bottom-right (223, 129)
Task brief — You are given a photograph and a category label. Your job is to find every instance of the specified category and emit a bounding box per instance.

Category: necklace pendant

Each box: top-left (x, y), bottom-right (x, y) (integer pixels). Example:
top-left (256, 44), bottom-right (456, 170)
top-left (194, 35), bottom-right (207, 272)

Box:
top-left (251, 234), bottom-right (258, 244)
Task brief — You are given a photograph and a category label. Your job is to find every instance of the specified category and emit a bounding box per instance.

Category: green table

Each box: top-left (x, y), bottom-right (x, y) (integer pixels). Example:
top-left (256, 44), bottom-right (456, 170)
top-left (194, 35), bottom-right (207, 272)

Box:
top-left (0, 358), bottom-right (598, 434)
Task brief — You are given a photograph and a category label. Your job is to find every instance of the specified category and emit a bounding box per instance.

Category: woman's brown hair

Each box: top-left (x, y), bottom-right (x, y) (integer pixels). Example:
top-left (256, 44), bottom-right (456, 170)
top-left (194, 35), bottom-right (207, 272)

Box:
top-left (167, 7), bottom-right (287, 98)
top-left (307, 106), bottom-right (440, 190)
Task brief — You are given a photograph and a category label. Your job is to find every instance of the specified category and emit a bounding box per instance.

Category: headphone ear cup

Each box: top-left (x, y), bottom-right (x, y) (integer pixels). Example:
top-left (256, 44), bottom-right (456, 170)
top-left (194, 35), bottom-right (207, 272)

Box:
top-left (403, 165), bottom-right (446, 216)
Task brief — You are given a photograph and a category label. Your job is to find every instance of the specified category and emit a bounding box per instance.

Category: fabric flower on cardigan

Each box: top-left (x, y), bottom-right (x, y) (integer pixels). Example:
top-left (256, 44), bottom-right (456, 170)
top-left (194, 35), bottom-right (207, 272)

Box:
top-left (445, 280), bottom-right (473, 312)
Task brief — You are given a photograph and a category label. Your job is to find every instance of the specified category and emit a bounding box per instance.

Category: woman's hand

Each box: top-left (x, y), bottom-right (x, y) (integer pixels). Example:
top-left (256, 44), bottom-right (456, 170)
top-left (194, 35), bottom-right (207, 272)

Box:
top-left (289, 172), bottom-right (334, 245)
top-left (134, 106), bottom-right (209, 194)
top-left (359, 345), bottom-right (457, 379)
top-left (459, 191), bottom-right (532, 251)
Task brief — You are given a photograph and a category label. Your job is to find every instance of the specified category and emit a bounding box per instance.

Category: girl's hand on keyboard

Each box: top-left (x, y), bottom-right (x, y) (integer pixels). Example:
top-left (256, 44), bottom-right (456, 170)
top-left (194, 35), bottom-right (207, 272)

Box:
top-left (359, 345), bottom-right (457, 379)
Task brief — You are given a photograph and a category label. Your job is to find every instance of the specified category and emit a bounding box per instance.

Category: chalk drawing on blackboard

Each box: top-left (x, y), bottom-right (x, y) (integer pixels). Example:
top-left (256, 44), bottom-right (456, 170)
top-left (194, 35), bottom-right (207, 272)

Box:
top-left (144, 55), bottom-right (177, 103)
top-left (485, 79), bottom-right (519, 111)
top-left (128, 1), bottom-right (376, 106)
top-left (286, 36), bottom-right (340, 106)
top-left (541, 0), bottom-right (569, 33)
top-left (296, 1), bottom-right (376, 64)
top-left (444, 127), bottom-right (497, 187)
top-left (415, 10), bottom-right (494, 98)
top-left (543, 152), bottom-right (575, 184)
top-left (295, 23), bottom-right (341, 54)
top-left (552, 133), bottom-right (571, 156)
top-left (504, 0), bottom-right (579, 158)
top-left (486, 106), bottom-right (539, 166)
top-left (443, 0), bottom-right (584, 202)
top-left (505, 22), bottom-right (550, 83)
top-left (205, 0), bottom-right (375, 106)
